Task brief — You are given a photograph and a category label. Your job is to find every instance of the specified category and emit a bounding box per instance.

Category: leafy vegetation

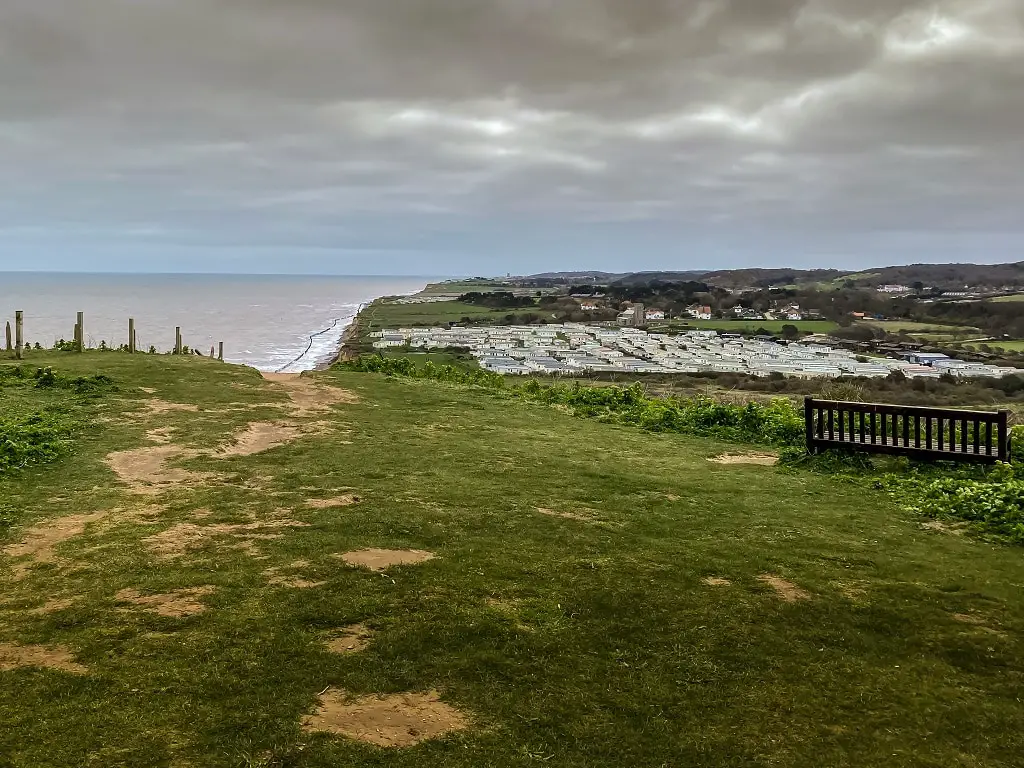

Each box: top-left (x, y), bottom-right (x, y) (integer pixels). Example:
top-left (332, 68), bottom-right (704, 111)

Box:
top-left (879, 461), bottom-right (1024, 544)
top-left (0, 410), bottom-right (75, 475)
top-left (0, 365), bottom-right (116, 477)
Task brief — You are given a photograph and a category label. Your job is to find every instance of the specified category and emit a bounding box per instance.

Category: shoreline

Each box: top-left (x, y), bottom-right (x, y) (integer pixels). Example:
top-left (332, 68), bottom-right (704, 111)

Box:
top-left (320, 304), bottom-right (367, 370)
top-left (321, 284), bottom-right (428, 370)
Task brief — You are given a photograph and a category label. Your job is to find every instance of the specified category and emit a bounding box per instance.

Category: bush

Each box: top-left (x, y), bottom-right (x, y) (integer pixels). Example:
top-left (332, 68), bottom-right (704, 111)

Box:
top-left (880, 462), bottom-right (1024, 544)
top-left (0, 411), bottom-right (74, 475)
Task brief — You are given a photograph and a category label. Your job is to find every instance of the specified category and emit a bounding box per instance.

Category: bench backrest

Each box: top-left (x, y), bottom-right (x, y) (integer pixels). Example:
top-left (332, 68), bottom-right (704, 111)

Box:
top-left (804, 397), bottom-right (1011, 463)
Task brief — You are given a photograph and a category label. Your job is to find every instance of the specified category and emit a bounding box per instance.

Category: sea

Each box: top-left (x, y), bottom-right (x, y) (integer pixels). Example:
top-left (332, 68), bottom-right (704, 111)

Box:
top-left (0, 273), bottom-right (431, 372)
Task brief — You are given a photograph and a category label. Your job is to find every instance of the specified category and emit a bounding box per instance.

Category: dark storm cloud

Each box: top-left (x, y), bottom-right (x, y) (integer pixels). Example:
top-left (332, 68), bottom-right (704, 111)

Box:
top-left (1, 0), bottom-right (1022, 272)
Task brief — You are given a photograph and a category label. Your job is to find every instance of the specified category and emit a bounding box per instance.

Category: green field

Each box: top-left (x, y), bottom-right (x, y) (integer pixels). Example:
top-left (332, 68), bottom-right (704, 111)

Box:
top-left (2, 353), bottom-right (1023, 766)
top-left (657, 319), bottom-right (839, 334)
top-left (859, 320), bottom-right (980, 335)
top-left (964, 340), bottom-right (1024, 352)
top-left (418, 280), bottom-right (516, 296)
top-left (987, 294), bottom-right (1024, 303)
top-left (360, 300), bottom-right (521, 331)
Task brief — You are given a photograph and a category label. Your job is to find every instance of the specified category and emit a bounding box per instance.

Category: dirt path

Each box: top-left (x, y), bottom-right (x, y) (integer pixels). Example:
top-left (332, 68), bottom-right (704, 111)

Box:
top-left (260, 372), bottom-right (359, 417)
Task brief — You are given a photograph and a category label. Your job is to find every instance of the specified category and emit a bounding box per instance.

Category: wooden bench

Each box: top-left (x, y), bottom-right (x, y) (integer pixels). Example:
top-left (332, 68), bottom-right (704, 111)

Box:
top-left (805, 398), bottom-right (1011, 463)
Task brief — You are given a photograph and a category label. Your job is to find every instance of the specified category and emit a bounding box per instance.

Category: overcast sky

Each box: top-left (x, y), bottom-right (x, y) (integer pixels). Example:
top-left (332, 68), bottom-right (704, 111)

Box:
top-left (1, 0), bottom-right (1022, 275)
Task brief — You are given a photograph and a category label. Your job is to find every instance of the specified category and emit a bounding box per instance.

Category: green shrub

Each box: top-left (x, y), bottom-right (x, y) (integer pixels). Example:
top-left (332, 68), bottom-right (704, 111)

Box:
top-left (880, 462), bottom-right (1024, 544)
top-left (0, 411), bottom-right (74, 475)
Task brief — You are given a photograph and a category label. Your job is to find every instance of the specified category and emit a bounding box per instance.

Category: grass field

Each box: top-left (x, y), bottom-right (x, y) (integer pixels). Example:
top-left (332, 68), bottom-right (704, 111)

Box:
top-left (2, 352), bottom-right (1023, 767)
top-left (359, 300), bottom-right (521, 331)
top-left (858, 320), bottom-right (980, 335)
top-left (655, 319), bottom-right (839, 334)
top-left (987, 294), bottom-right (1024, 303)
top-left (964, 340), bottom-right (1024, 352)
top-left (418, 281), bottom-right (516, 296)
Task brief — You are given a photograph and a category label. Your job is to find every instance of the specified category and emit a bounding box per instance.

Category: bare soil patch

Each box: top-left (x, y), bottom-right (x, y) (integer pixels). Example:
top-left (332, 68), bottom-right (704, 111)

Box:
top-left (261, 372), bottom-right (359, 416)
top-left (144, 515), bottom-right (308, 559)
top-left (758, 574), bottom-right (812, 602)
top-left (302, 690), bottom-right (469, 747)
top-left (307, 494), bottom-right (361, 509)
top-left (703, 577), bottom-right (732, 586)
top-left (145, 426), bottom-right (177, 444)
top-left (116, 586), bottom-right (216, 618)
top-left (29, 597), bottom-right (77, 615)
top-left (106, 445), bottom-right (213, 496)
top-left (263, 561), bottom-right (326, 589)
top-left (921, 520), bottom-right (967, 535)
top-left (709, 453), bottom-right (779, 466)
top-left (326, 624), bottom-right (373, 654)
top-left (338, 549), bottom-right (435, 571)
top-left (215, 420), bottom-right (304, 457)
top-left (139, 399), bottom-right (199, 415)
top-left (4, 511), bottom-right (110, 578)
top-left (0, 643), bottom-right (87, 673)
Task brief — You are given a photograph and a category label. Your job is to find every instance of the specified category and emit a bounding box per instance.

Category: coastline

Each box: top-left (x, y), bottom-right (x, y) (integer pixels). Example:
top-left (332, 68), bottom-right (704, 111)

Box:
top-left (322, 283), bottom-right (428, 369)
top-left (321, 303), bottom-right (367, 369)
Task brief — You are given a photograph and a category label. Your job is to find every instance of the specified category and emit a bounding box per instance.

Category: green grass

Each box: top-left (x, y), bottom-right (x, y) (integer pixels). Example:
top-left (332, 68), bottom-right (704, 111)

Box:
top-left (859, 320), bottom-right (979, 334)
top-left (2, 352), bottom-right (1024, 767)
top-left (655, 319), bottom-right (839, 333)
top-left (987, 294), bottom-right (1024, 303)
top-left (380, 351), bottom-right (480, 369)
top-left (359, 300), bottom-right (522, 331)
top-left (964, 340), bottom-right (1024, 352)
top-left (418, 281), bottom-right (519, 296)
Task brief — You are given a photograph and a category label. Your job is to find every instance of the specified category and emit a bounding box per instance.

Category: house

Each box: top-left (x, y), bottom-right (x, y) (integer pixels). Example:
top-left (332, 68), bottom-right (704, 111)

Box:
top-left (616, 309), bottom-right (635, 326)
top-left (878, 284), bottom-right (912, 294)
top-left (580, 303), bottom-right (599, 311)
top-left (686, 304), bottom-right (713, 321)
top-left (645, 309), bottom-right (666, 321)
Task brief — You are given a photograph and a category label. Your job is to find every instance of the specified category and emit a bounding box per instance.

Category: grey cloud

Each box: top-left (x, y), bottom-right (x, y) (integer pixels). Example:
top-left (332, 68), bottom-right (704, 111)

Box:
top-left (0, 0), bottom-right (1022, 273)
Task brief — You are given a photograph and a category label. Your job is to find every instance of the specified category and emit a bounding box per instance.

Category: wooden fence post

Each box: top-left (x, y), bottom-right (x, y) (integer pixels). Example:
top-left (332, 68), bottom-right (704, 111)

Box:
top-left (76, 311), bottom-right (84, 351)
top-left (997, 410), bottom-right (1010, 463)
top-left (804, 397), bottom-right (815, 455)
top-left (5, 321), bottom-right (11, 353)
top-left (15, 311), bottom-right (24, 360)
top-left (218, 342), bottom-right (224, 361)
top-left (174, 327), bottom-right (182, 355)
top-left (128, 318), bottom-right (136, 353)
